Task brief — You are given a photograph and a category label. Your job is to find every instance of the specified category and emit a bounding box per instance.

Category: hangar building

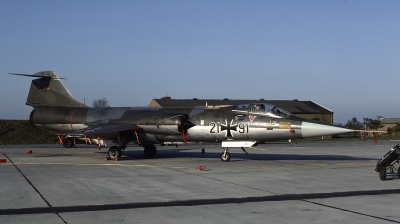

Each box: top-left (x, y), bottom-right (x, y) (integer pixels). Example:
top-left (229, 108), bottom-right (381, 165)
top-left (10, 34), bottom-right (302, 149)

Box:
top-left (377, 118), bottom-right (400, 132)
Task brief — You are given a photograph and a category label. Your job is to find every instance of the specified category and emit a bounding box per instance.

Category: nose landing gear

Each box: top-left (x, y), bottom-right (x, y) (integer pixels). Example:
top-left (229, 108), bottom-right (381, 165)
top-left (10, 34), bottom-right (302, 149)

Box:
top-left (221, 148), bottom-right (231, 162)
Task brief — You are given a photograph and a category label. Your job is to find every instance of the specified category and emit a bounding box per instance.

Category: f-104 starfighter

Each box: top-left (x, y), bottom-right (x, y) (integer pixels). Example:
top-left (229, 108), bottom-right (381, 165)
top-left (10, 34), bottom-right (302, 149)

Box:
top-left (11, 71), bottom-right (353, 161)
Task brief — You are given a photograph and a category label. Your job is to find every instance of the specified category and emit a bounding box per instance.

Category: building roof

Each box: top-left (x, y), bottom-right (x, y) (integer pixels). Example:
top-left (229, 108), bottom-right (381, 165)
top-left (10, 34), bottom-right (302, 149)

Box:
top-left (149, 98), bottom-right (333, 114)
top-left (379, 118), bottom-right (400, 124)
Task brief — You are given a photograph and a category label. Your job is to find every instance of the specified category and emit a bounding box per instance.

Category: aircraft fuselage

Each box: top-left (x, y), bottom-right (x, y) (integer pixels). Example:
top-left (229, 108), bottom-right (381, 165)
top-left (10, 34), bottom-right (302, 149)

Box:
top-left (31, 105), bottom-right (303, 144)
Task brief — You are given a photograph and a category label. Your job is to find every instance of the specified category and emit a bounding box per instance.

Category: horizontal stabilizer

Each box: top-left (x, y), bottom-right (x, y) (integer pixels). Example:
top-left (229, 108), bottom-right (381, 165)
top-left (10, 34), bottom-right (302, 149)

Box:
top-left (9, 72), bottom-right (66, 79)
top-left (10, 71), bottom-right (85, 107)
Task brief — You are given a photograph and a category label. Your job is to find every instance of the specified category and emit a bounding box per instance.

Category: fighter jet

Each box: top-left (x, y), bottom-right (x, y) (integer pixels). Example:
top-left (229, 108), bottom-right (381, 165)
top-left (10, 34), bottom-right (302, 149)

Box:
top-left (10, 71), bottom-right (353, 161)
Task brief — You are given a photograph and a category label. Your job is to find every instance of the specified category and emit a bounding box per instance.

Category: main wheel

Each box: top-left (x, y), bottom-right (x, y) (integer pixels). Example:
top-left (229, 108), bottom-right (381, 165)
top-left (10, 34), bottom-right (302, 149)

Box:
top-left (398, 168), bottom-right (400, 179)
top-left (379, 167), bottom-right (387, 180)
top-left (220, 151), bottom-right (231, 162)
top-left (108, 146), bottom-right (121, 159)
top-left (144, 144), bottom-right (157, 157)
top-left (62, 138), bottom-right (74, 148)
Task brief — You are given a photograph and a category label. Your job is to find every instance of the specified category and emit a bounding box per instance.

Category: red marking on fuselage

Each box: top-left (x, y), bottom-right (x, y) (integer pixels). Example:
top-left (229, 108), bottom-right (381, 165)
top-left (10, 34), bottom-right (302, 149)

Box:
top-left (70, 108), bottom-right (78, 130)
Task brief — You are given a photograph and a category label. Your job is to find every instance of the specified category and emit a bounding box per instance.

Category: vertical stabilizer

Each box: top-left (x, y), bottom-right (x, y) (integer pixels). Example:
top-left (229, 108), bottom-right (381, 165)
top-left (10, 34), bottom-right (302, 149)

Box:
top-left (11, 71), bottom-right (86, 107)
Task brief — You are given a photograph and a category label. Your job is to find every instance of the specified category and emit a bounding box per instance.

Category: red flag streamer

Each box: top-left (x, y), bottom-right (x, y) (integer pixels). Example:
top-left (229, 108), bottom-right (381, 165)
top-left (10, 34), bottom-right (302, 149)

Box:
top-left (57, 135), bottom-right (65, 144)
top-left (353, 130), bottom-right (386, 145)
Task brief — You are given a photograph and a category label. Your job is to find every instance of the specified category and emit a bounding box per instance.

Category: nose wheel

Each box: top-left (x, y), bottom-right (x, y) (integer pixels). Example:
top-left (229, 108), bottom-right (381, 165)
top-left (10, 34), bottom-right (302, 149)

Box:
top-left (220, 148), bottom-right (231, 162)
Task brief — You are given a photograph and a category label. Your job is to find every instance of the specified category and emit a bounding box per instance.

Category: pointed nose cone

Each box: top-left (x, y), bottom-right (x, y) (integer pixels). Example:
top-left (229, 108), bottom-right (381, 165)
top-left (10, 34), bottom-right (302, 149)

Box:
top-left (301, 122), bottom-right (353, 138)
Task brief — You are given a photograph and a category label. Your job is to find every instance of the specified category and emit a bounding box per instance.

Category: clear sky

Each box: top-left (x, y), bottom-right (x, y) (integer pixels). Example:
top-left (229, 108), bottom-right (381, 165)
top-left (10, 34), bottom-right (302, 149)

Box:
top-left (1, 0), bottom-right (399, 124)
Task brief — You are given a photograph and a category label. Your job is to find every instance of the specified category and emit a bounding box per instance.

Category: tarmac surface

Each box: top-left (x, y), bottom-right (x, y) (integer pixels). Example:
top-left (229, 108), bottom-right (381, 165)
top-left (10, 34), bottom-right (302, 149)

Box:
top-left (1, 140), bottom-right (400, 224)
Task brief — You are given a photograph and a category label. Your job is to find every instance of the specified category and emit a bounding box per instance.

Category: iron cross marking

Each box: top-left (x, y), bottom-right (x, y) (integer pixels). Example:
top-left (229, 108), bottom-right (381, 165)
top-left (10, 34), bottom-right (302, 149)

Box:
top-left (220, 119), bottom-right (237, 137)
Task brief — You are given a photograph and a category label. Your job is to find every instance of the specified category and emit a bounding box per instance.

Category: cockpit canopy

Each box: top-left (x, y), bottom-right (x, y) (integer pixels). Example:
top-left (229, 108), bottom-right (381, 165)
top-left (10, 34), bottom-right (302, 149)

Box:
top-left (232, 103), bottom-right (294, 118)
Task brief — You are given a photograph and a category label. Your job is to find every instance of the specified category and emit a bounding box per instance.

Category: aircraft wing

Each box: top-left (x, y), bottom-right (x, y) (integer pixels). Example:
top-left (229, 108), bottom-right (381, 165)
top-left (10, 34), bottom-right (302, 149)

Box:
top-left (82, 124), bottom-right (141, 136)
top-left (60, 123), bottom-right (141, 136)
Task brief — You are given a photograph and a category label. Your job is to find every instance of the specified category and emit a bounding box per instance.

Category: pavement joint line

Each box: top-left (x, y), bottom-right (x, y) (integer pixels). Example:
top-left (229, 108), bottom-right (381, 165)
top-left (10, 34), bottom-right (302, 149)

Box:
top-left (203, 175), bottom-right (277, 194)
top-left (10, 162), bottom-right (159, 167)
top-left (1, 153), bottom-right (68, 223)
top-left (1, 189), bottom-right (399, 216)
top-left (172, 166), bottom-right (191, 169)
top-left (335, 163), bottom-right (360, 166)
top-left (303, 163), bottom-right (328, 166)
top-left (140, 160), bottom-right (279, 195)
top-left (303, 199), bottom-right (400, 224)
top-left (8, 161), bottom-right (376, 169)
top-left (2, 153), bottom-right (52, 207)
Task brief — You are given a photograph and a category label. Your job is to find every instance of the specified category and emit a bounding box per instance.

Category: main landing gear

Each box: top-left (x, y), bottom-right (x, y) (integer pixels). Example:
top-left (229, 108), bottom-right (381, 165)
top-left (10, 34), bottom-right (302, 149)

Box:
top-left (107, 144), bottom-right (158, 160)
top-left (107, 145), bottom-right (126, 159)
top-left (143, 144), bottom-right (157, 157)
top-left (62, 138), bottom-right (74, 148)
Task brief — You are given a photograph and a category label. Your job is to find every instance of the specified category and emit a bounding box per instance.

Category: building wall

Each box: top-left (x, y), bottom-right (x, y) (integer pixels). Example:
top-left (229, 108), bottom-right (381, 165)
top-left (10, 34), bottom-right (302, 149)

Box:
top-left (378, 123), bottom-right (397, 131)
top-left (294, 113), bottom-right (333, 124)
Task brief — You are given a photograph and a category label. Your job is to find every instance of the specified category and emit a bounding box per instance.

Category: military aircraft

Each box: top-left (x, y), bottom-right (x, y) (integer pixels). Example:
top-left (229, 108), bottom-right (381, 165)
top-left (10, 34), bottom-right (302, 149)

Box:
top-left (11, 71), bottom-right (353, 161)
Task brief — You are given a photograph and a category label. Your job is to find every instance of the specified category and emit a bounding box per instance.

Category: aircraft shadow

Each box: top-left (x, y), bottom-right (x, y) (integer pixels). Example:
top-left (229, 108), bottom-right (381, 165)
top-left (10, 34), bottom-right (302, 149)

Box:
top-left (94, 146), bottom-right (374, 162)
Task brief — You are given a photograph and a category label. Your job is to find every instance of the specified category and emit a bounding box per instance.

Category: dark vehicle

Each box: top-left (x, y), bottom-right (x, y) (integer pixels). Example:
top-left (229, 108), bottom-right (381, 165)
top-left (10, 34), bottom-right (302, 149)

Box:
top-left (375, 144), bottom-right (400, 180)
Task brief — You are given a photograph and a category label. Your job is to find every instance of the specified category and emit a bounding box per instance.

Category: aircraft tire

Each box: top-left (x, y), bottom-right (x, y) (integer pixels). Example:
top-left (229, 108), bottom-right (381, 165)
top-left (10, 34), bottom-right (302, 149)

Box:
top-left (398, 168), bottom-right (400, 179)
top-left (379, 167), bottom-right (386, 180)
top-left (220, 152), bottom-right (231, 162)
top-left (108, 146), bottom-right (121, 159)
top-left (62, 138), bottom-right (74, 148)
top-left (144, 144), bottom-right (157, 157)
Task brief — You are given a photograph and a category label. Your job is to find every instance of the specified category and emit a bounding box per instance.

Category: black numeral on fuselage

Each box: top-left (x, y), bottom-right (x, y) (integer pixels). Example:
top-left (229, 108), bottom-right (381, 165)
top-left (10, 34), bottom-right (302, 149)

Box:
top-left (209, 122), bottom-right (220, 133)
top-left (209, 122), bottom-right (249, 134)
top-left (238, 122), bottom-right (249, 133)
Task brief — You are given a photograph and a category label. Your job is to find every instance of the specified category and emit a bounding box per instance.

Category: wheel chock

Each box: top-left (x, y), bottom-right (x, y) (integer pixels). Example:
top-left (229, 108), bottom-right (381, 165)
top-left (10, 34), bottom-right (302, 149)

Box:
top-left (114, 158), bottom-right (119, 161)
top-left (26, 150), bottom-right (32, 154)
top-left (0, 158), bottom-right (6, 163)
top-left (198, 165), bottom-right (207, 171)
top-left (104, 157), bottom-right (109, 161)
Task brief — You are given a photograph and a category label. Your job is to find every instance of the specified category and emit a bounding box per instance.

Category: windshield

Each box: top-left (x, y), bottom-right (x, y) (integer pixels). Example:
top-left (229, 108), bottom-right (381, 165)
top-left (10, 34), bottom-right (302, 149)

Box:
top-left (249, 104), bottom-right (266, 113)
top-left (271, 106), bottom-right (294, 118)
top-left (247, 103), bottom-right (294, 118)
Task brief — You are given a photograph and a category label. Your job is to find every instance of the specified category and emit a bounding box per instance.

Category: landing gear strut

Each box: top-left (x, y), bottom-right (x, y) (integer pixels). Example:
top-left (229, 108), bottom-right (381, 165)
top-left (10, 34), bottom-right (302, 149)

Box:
top-left (220, 148), bottom-right (231, 162)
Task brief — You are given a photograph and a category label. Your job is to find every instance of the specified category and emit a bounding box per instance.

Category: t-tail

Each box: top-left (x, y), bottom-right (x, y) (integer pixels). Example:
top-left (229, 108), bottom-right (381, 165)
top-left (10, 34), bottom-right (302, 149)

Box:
top-left (10, 71), bottom-right (87, 108)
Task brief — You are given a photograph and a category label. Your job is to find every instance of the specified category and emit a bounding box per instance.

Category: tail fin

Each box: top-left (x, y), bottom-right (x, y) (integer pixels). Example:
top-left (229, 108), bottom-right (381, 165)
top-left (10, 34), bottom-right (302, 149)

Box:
top-left (10, 71), bottom-right (87, 107)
